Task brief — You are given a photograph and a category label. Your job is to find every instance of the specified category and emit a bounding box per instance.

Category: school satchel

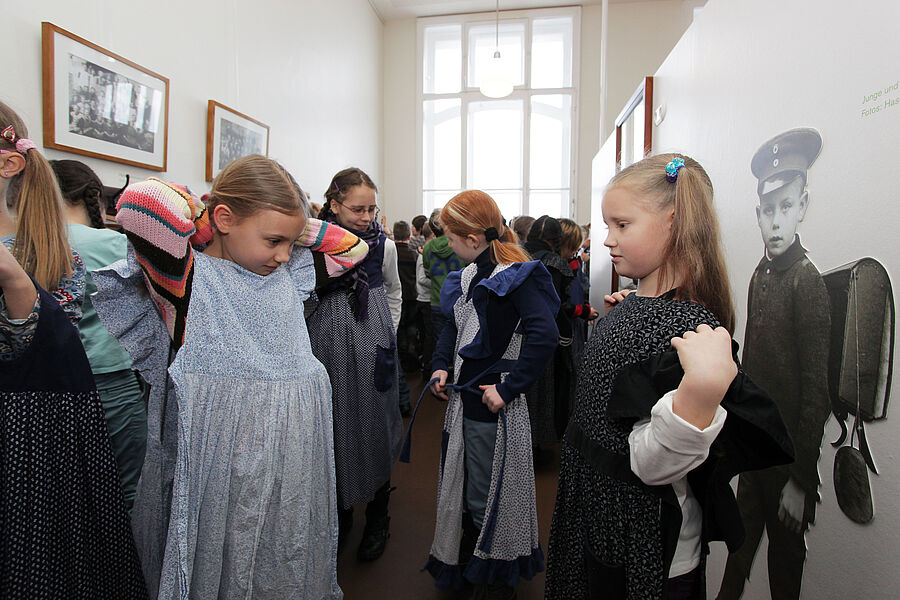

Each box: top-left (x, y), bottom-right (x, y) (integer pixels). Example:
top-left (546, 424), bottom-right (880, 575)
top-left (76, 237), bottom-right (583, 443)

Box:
top-left (821, 257), bottom-right (895, 524)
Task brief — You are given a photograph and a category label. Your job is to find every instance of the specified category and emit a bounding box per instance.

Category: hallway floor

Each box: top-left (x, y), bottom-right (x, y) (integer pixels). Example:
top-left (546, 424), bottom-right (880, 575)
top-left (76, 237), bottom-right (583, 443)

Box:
top-left (336, 371), bottom-right (560, 600)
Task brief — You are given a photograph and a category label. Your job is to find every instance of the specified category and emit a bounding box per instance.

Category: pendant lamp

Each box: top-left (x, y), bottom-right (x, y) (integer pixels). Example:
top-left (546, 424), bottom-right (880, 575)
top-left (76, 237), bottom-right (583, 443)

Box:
top-left (479, 0), bottom-right (513, 98)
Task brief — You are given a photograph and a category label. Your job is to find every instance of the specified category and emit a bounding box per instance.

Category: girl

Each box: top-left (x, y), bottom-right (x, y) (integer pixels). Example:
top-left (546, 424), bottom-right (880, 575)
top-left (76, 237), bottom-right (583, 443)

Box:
top-left (92, 155), bottom-right (366, 599)
top-left (545, 154), bottom-right (794, 600)
top-left (427, 190), bottom-right (559, 599)
top-left (0, 102), bottom-right (145, 597)
top-left (558, 217), bottom-right (598, 365)
top-left (308, 168), bottom-right (403, 562)
top-left (523, 215), bottom-right (575, 452)
top-left (52, 159), bottom-right (147, 512)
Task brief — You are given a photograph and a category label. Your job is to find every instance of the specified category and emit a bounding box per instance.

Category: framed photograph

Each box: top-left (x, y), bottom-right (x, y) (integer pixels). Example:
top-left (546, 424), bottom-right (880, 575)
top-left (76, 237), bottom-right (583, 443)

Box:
top-left (206, 100), bottom-right (270, 181)
top-left (41, 22), bottom-right (169, 171)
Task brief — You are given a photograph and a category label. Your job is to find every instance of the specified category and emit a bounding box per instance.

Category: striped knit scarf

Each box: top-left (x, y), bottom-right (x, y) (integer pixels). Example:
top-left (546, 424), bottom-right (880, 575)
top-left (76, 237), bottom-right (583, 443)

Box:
top-left (322, 210), bottom-right (383, 320)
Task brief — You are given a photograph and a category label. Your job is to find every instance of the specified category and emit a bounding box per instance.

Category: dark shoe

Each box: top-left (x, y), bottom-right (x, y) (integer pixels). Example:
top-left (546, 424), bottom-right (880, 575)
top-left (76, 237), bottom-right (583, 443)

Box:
top-left (337, 507), bottom-right (353, 555)
top-left (357, 516), bottom-right (390, 561)
top-left (484, 581), bottom-right (517, 600)
top-left (400, 404), bottom-right (411, 418)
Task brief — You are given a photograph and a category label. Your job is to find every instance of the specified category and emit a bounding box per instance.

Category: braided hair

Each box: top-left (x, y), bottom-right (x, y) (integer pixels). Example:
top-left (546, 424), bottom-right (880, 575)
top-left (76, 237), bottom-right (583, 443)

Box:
top-left (50, 160), bottom-right (106, 229)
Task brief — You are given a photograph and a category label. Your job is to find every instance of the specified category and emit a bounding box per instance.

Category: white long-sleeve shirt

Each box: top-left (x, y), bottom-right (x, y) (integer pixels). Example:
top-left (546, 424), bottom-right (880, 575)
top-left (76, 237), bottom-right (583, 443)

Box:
top-left (415, 253), bottom-right (430, 303)
top-left (629, 390), bottom-right (727, 578)
top-left (381, 238), bottom-right (402, 332)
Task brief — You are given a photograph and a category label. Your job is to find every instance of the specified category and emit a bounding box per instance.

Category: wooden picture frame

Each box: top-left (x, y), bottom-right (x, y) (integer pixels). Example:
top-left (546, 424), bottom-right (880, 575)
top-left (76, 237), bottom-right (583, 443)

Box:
top-left (205, 100), bottom-right (270, 181)
top-left (611, 76), bottom-right (654, 292)
top-left (41, 22), bottom-right (169, 171)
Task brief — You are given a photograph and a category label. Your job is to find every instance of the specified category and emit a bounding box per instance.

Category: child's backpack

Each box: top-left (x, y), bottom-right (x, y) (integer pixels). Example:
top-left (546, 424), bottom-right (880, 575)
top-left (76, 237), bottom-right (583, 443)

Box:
top-left (821, 257), bottom-right (895, 523)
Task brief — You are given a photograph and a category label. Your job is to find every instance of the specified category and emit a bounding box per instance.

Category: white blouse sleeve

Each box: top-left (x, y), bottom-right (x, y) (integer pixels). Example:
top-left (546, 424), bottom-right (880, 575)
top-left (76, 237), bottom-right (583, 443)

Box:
top-left (381, 238), bottom-right (402, 332)
top-left (629, 389), bottom-right (727, 486)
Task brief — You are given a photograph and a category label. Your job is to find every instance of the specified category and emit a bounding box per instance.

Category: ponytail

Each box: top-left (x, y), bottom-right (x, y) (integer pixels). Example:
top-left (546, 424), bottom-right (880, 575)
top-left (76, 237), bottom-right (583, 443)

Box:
top-left (490, 225), bottom-right (529, 264)
top-left (11, 149), bottom-right (73, 291)
top-left (0, 101), bottom-right (73, 291)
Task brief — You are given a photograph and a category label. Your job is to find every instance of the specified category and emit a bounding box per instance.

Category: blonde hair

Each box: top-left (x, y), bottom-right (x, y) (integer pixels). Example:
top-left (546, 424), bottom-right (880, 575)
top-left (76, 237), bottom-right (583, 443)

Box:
top-left (608, 153), bottom-right (735, 333)
top-left (0, 101), bottom-right (73, 290)
top-left (207, 154), bottom-right (306, 224)
top-left (440, 190), bottom-right (529, 265)
top-left (558, 218), bottom-right (583, 260)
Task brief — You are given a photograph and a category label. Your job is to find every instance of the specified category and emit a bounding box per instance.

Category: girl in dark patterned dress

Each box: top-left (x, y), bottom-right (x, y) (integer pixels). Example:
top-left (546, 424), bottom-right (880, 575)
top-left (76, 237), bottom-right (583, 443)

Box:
top-left (545, 154), bottom-right (794, 600)
top-left (428, 191), bottom-right (559, 600)
top-left (0, 101), bottom-right (146, 598)
top-left (309, 168), bottom-right (404, 562)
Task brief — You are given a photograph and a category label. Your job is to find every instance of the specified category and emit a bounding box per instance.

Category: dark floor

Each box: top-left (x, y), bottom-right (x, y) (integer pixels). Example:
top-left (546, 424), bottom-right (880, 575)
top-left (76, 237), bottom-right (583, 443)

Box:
top-left (336, 371), bottom-right (560, 600)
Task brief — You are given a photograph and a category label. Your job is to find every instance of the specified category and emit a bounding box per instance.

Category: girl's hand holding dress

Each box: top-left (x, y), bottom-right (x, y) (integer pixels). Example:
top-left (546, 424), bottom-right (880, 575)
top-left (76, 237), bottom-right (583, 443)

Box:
top-left (670, 323), bottom-right (738, 429)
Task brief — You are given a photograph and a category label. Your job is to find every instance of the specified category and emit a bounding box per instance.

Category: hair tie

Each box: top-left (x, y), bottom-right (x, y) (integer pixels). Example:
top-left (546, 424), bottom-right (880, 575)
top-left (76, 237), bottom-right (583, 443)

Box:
top-left (1, 125), bottom-right (36, 155)
top-left (665, 157), bottom-right (685, 182)
top-left (484, 227), bottom-right (499, 242)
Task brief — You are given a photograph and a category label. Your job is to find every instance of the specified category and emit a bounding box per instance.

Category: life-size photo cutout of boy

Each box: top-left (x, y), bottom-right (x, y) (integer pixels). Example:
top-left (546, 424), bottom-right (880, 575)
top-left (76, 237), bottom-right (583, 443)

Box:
top-left (717, 128), bottom-right (831, 600)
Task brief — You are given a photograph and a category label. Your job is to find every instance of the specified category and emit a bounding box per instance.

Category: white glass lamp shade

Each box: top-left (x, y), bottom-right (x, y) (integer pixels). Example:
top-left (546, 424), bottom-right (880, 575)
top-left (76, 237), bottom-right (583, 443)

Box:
top-left (479, 51), bottom-right (513, 98)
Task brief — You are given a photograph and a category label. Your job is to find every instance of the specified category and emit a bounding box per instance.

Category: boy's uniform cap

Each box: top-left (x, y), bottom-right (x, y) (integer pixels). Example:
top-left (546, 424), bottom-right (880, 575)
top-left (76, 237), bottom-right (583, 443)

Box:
top-left (751, 128), bottom-right (822, 196)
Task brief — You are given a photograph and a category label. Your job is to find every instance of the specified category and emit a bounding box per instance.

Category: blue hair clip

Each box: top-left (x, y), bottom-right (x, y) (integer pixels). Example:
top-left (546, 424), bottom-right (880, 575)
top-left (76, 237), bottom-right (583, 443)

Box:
top-left (665, 157), bottom-right (685, 182)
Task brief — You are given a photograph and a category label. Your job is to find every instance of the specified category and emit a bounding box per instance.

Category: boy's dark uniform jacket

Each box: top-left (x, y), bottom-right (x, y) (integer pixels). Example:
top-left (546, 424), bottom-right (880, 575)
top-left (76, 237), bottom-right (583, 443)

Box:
top-left (742, 237), bottom-right (831, 521)
top-left (568, 344), bottom-right (795, 598)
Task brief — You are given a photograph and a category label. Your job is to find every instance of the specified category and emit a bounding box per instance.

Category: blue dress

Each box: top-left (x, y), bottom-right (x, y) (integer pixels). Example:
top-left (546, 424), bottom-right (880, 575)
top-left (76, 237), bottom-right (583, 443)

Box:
top-left (93, 247), bottom-right (342, 600)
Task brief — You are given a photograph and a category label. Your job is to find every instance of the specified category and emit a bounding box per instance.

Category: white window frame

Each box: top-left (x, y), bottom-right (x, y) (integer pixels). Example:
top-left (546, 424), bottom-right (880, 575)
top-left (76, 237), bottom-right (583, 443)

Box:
top-left (417, 6), bottom-right (581, 218)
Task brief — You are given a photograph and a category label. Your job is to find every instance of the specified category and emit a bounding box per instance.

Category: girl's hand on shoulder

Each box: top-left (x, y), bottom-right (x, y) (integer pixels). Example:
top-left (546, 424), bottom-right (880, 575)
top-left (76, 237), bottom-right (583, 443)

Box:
top-left (603, 289), bottom-right (634, 313)
top-left (670, 324), bottom-right (737, 429)
top-left (430, 370), bottom-right (449, 400)
top-left (479, 384), bottom-right (506, 413)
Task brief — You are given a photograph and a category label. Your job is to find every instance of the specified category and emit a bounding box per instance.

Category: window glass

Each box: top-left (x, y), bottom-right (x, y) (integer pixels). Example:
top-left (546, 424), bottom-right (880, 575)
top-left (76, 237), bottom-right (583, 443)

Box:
top-left (528, 190), bottom-right (569, 219)
top-left (423, 190), bottom-right (459, 215)
top-left (530, 94), bottom-right (572, 189)
top-left (482, 189), bottom-right (522, 221)
top-left (424, 25), bottom-right (462, 94)
top-left (467, 22), bottom-right (525, 89)
top-left (423, 99), bottom-right (461, 190)
top-left (531, 17), bottom-right (573, 89)
top-left (467, 99), bottom-right (524, 190)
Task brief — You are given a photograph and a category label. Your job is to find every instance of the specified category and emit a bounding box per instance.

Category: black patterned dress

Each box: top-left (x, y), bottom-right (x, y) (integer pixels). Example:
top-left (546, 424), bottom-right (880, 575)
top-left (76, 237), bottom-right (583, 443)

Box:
top-left (0, 285), bottom-right (146, 599)
top-left (546, 293), bottom-right (720, 599)
top-left (545, 292), bottom-right (793, 600)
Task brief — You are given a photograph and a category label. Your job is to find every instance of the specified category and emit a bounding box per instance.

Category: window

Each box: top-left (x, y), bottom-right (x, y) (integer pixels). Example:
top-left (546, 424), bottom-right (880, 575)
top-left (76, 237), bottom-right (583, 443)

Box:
top-left (418, 7), bottom-right (580, 220)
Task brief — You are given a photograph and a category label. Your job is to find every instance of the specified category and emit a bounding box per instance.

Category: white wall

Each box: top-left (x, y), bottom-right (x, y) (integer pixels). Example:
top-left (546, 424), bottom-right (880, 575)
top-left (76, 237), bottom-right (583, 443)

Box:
top-left (601, 0), bottom-right (704, 141)
top-left (7, 0), bottom-right (383, 203)
top-left (593, 0), bottom-right (900, 596)
top-left (382, 17), bottom-right (418, 225)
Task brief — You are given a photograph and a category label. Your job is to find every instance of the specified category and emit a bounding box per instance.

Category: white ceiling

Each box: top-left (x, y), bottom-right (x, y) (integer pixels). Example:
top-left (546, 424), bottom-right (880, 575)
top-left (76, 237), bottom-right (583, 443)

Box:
top-left (369, 0), bottom-right (653, 21)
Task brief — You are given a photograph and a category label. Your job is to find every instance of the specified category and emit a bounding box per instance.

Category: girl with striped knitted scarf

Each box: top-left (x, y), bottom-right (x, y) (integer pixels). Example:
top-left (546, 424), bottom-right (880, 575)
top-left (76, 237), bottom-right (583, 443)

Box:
top-left (92, 155), bottom-right (368, 599)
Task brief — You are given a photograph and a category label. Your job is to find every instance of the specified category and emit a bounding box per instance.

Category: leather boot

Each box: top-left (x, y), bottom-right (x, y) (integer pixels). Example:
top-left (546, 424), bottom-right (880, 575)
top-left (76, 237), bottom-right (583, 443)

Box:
top-left (357, 516), bottom-right (390, 561)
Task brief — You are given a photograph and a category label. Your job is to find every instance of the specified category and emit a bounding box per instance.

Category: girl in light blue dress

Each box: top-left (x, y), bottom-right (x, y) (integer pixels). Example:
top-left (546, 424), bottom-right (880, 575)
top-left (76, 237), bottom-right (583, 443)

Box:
top-left (93, 155), bottom-right (367, 599)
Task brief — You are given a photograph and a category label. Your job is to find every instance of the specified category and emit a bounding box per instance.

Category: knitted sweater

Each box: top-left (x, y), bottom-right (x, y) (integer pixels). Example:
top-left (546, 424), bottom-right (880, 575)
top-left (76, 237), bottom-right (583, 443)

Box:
top-left (114, 177), bottom-right (368, 347)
